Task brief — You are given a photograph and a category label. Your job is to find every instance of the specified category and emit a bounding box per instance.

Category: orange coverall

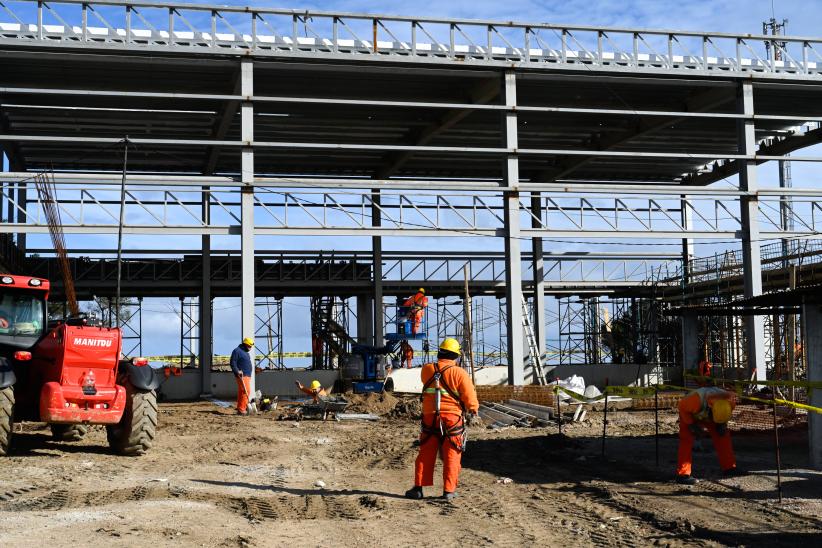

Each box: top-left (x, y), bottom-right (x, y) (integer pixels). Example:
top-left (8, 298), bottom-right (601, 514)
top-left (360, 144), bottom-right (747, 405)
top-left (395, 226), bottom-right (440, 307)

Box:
top-left (403, 292), bottom-right (428, 335)
top-left (235, 376), bottom-right (251, 414)
top-left (677, 387), bottom-right (736, 476)
top-left (414, 359), bottom-right (479, 494)
top-left (401, 341), bottom-right (414, 368)
top-left (299, 385), bottom-right (328, 403)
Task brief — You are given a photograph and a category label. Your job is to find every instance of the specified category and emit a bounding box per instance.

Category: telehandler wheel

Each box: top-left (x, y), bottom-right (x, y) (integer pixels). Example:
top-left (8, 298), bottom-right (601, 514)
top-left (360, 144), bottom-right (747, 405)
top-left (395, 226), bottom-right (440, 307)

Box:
top-left (0, 386), bottom-right (14, 456)
top-left (50, 423), bottom-right (88, 442)
top-left (107, 386), bottom-right (157, 456)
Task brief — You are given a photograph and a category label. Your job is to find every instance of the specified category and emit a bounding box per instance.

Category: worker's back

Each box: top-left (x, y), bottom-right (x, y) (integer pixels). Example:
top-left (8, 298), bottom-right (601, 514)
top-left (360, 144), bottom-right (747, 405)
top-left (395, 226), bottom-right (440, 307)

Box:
top-left (420, 359), bottom-right (479, 416)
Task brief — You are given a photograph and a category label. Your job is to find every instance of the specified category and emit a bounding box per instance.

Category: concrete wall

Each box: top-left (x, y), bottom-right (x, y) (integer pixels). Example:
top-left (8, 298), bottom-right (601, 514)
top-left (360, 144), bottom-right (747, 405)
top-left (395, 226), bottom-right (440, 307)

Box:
top-left (389, 364), bottom-right (681, 394)
top-left (158, 369), bottom-right (340, 401)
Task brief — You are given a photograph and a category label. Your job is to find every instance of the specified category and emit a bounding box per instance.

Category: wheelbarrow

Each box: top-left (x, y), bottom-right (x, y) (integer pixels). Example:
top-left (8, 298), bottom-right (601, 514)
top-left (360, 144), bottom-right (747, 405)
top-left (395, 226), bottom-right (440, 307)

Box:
top-left (300, 396), bottom-right (349, 421)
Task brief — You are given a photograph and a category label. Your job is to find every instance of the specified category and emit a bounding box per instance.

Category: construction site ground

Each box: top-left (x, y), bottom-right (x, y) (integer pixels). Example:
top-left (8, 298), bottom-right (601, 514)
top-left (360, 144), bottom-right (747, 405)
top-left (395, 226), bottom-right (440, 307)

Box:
top-left (1, 396), bottom-right (821, 547)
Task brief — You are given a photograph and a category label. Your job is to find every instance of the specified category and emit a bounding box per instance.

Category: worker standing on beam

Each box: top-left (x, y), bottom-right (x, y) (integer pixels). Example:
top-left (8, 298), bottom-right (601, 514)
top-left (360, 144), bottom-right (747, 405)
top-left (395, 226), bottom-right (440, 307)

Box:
top-left (405, 338), bottom-right (479, 502)
top-left (676, 386), bottom-right (737, 484)
top-left (403, 288), bottom-right (428, 335)
top-left (230, 337), bottom-right (254, 416)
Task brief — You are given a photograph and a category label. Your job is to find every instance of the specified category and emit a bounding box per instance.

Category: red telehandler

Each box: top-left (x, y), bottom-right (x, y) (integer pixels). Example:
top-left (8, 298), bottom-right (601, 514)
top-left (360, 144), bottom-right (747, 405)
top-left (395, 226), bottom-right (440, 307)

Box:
top-left (0, 170), bottom-right (161, 456)
top-left (0, 273), bottom-right (161, 456)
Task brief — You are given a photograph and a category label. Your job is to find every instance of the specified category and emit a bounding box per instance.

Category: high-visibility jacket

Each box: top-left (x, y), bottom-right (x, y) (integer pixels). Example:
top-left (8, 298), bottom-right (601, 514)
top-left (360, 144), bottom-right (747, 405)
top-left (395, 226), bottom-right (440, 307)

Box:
top-left (299, 386), bottom-right (328, 402)
top-left (678, 386), bottom-right (735, 425)
top-left (420, 359), bottom-right (479, 416)
top-left (404, 292), bottom-right (428, 310)
top-left (401, 342), bottom-right (414, 359)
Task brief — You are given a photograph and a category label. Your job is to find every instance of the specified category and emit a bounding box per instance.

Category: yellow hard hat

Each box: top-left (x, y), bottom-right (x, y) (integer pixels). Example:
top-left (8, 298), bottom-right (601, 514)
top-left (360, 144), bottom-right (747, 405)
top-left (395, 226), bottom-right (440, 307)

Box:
top-left (242, 337), bottom-right (254, 347)
top-left (310, 380), bottom-right (322, 390)
top-left (418, 288), bottom-right (425, 294)
top-left (711, 399), bottom-right (732, 424)
top-left (439, 338), bottom-right (461, 355)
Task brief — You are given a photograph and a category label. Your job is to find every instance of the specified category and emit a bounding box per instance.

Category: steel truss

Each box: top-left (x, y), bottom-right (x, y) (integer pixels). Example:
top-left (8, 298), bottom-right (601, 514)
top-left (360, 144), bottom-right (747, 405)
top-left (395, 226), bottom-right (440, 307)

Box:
top-left (24, 250), bottom-right (677, 299)
top-left (3, 183), bottom-right (822, 240)
top-left (3, 0), bottom-right (822, 79)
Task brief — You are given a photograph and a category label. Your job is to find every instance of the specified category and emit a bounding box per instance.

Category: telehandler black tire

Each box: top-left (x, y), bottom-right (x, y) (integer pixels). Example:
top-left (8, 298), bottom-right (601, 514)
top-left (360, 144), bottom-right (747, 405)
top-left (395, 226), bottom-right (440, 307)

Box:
top-left (50, 423), bottom-right (88, 442)
top-left (0, 386), bottom-right (13, 456)
top-left (107, 386), bottom-right (157, 456)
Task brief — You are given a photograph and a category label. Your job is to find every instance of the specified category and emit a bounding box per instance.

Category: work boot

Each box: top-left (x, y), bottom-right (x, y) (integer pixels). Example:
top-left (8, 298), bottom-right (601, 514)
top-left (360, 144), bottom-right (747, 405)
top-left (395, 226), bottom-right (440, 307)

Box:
top-left (676, 475), bottom-right (697, 485)
top-left (237, 410), bottom-right (248, 416)
top-left (722, 466), bottom-right (741, 477)
top-left (442, 491), bottom-right (458, 502)
top-left (404, 486), bottom-right (423, 499)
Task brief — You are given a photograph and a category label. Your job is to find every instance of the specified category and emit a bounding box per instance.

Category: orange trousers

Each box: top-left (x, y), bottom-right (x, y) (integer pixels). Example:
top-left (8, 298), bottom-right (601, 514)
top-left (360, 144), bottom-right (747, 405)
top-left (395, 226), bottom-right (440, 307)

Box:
top-left (414, 413), bottom-right (464, 493)
top-left (677, 420), bottom-right (735, 476)
top-left (235, 376), bottom-right (251, 413)
top-left (410, 310), bottom-right (424, 335)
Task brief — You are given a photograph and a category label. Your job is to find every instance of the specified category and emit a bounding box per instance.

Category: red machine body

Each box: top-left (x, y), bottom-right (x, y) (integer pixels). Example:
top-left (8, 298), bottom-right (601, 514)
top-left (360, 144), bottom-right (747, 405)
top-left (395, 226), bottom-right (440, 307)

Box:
top-left (34, 323), bottom-right (126, 424)
top-left (0, 273), bottom-right (126, 424)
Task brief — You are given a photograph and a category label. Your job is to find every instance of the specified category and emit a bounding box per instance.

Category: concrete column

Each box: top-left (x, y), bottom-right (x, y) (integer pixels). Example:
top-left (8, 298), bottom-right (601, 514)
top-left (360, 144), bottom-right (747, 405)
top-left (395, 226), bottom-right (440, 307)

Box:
top-left (199, 187), bottom-right (213, 397)
top-left (682, 312), bottom-right (700, 373)
top-left (737, 81), bottom-right (766, 381)
top-left (530, 192), bottom-right (545, 356)
top-left (503, 69), bottom-right (524, 386)
top-left (371, 190), bottom-right (383, 346)
top-left (240, 59), bottom-right (256, 394)
top-left (802, 302), bottom-right (822, 469)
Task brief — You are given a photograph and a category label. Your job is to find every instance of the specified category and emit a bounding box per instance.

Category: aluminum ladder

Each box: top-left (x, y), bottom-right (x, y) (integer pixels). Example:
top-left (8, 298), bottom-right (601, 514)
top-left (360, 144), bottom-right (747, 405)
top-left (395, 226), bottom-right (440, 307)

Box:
top-left (520, 295), bottom-right (547, 385)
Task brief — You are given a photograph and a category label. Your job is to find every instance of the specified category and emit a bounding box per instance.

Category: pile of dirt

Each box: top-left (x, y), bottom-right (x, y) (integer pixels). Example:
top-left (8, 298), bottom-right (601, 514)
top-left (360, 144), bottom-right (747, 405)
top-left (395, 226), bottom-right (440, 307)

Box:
top-left (344, 392), bottom-right (399, 415)
top-left (388, 397), bottom-right (422, 420)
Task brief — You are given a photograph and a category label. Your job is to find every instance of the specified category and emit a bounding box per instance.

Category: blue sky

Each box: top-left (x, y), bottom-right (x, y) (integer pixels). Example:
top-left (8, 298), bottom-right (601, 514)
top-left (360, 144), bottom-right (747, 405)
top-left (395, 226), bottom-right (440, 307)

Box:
top-left (3, 0), bottom-right (821, 361)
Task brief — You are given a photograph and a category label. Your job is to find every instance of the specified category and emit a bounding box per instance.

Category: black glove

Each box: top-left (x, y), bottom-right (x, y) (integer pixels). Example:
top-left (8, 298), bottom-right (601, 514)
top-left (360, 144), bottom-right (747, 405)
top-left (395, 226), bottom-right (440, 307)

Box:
top-left (716, 423), bottom-right (728, 436)
top-left (688, 424), bottom-right (702, 436)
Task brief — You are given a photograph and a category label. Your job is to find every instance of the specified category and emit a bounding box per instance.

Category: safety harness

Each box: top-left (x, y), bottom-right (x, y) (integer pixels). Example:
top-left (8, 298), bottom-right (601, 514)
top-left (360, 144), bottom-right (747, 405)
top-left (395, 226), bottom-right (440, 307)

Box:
top-left (419, 360), bottom-right (467, 452)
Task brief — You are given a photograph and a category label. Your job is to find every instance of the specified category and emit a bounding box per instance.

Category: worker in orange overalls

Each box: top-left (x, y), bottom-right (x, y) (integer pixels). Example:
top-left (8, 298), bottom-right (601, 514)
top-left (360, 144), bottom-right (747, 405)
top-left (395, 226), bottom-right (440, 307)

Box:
top-left (405, 338), bottom-right (479, 502)
top-left (401, 340), bottom-right (414, 368)
top-left (295, 380), bottom-right (329, 403)
top-left (676, 386), bottom-right (737, 484)
top-left (403, 288), bottom-right (428, 335)
top-left (230, 337), bottom-right (254, 415)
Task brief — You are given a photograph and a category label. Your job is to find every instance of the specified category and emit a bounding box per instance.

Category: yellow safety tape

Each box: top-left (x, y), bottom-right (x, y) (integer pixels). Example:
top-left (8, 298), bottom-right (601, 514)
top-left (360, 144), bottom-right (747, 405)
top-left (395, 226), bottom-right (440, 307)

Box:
top-left (684, 373), bottom-right (822, 390)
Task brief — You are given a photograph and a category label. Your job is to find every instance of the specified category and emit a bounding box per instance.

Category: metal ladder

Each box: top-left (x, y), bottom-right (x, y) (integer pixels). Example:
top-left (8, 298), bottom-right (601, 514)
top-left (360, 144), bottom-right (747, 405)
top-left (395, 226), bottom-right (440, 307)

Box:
top-left (520, 295), bottom-right (547, 385)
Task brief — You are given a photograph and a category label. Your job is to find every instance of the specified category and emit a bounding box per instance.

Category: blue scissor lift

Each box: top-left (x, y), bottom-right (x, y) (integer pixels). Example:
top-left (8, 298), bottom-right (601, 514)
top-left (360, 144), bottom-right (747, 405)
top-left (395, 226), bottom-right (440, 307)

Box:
top-left (351, 299), bottom-right (427, 393)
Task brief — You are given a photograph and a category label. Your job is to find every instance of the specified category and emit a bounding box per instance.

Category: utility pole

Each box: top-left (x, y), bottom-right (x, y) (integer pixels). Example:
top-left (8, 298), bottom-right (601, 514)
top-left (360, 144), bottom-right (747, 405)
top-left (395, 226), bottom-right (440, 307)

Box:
top-left (763, 17), bottom-right (794, 264)
top-left (463, 264), bottom-right (475, 383)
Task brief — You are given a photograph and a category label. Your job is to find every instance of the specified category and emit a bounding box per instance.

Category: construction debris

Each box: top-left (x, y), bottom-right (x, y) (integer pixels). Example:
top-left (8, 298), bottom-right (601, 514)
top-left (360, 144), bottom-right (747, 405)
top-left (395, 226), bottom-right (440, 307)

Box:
top-left (336, 413), bottom-right (380, 421)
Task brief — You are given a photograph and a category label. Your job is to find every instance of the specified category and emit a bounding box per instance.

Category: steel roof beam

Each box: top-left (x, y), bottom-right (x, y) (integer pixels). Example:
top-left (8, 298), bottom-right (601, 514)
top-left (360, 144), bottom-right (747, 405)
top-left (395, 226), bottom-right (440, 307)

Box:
top-left (374, 77), bottom-right (499, 179)
top-left (533, 86), bottom-right (737, 184)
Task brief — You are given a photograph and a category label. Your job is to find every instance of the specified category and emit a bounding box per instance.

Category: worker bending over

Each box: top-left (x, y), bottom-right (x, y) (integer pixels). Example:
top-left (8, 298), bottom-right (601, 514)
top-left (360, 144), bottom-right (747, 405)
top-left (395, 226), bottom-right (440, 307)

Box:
top-left (405, 338), bottom-right (479, 502)
top-left (403, 288), bottom-right (428, 335)
top-left (676, 386), bottom-right (737, 484)
top-left (295, 379), bottom-right (328, 403)
top-left (230, 337), bottom-right (254, 415)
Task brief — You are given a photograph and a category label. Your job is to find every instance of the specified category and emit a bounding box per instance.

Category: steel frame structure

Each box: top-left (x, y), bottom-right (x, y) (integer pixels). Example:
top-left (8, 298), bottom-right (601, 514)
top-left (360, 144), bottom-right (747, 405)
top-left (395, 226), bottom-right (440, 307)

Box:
top-left (4, 2), bottom-right (822, 388)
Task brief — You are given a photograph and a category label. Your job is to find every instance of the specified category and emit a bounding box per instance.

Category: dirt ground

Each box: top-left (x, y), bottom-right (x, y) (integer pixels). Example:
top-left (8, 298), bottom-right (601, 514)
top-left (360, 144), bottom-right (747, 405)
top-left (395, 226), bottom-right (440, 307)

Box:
top-left (1, 397), bottom-right (821, 547)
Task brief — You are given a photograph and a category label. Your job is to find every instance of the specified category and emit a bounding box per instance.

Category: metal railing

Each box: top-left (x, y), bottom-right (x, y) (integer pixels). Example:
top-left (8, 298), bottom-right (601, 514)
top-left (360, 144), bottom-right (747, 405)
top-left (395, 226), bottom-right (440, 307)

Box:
top-left (1, 0), bottom-right (822, 76)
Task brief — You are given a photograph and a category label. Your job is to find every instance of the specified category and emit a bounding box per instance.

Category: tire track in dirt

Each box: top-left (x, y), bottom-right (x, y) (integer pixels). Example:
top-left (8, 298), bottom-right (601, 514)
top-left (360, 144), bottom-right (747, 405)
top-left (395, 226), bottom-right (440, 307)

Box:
top-left (0, 483), bottom-right (388, 524)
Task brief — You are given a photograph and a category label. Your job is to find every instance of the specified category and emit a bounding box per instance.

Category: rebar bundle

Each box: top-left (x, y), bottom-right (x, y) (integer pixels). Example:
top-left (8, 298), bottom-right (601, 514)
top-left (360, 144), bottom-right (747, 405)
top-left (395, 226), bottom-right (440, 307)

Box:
top-left (34, 170), bottom-right (79, 316)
